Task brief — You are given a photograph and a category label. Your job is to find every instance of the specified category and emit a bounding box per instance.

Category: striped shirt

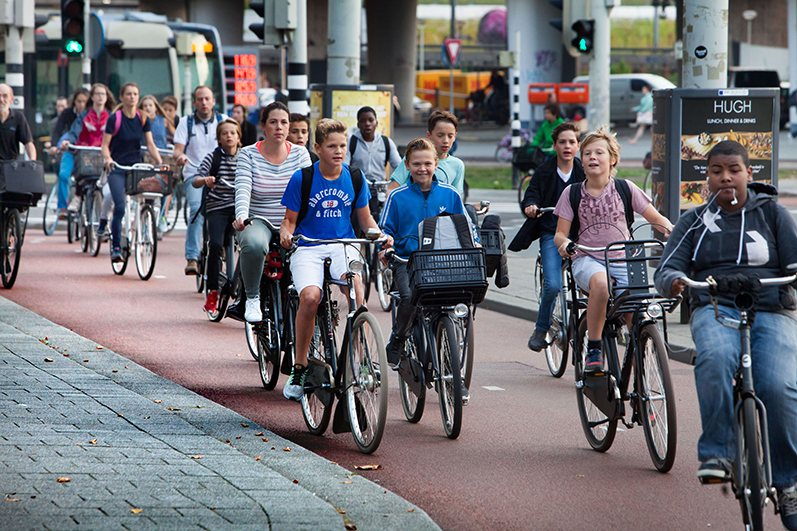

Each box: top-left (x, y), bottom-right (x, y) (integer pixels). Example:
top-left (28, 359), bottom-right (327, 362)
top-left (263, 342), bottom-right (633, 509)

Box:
top-left (235, 141), bottom-right (311, 225)
top-left (195, 148), bottom-right (237, 213)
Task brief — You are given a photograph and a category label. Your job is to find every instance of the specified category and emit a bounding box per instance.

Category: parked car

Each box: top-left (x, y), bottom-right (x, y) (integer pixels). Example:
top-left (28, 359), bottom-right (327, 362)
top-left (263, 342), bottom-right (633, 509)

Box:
top-left (727, 67), bottom-right (789, 130)
top-left (567, 73), bottom-right (676, 126)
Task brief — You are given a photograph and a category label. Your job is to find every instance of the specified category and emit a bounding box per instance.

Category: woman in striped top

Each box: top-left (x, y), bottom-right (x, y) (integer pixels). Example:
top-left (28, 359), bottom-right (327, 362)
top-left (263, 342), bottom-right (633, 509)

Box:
top-left (194, 118), bottom-right (242, 314)
top-left (233, 102), bottom-right (311, 322)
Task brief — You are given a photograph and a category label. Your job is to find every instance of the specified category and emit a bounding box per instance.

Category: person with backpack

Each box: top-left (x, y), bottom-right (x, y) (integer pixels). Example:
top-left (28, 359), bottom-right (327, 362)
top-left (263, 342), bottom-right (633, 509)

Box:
top-left (173, 86), bottom-right (227, 277)
top-left (379, 137), bottom-right (474, 374)
top-left (344, 106), bottom-right (401, 185)
top-left (279, 118), bottom-right (391, 401)
top-left (54, 88), bottom-right (89, 219)
top-left (232, 102), bottom-right (311, 323)
top-left (101, 82), bottom-right (163, 263)
top-left (193, 118), bottom-right (242, 314)
top-left (553, 126), bottom-right (672, 373)
top-left (509, 122), bottom-right (585, 352)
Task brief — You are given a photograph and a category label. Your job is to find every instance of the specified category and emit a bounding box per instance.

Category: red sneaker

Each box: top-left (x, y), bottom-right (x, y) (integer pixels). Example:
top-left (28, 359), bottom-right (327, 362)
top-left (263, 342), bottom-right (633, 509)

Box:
top-left (204, 290), bottom-right (219, 313)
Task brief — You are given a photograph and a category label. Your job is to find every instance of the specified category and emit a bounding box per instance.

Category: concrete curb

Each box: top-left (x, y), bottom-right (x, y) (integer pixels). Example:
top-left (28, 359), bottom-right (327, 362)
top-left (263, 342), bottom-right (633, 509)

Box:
top-left (0, 296), bottom-right (440, 531)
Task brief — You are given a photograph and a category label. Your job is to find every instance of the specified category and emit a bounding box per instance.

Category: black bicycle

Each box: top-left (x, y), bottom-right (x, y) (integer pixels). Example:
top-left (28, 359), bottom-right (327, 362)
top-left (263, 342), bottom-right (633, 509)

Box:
top-left (68, 145), bottom-right (104, 256)
top-left (566, 239), bottom-right (679, 472)
top-left (679, 272), bottom-right (797, 531)
top-left (0, 160), bottom-right (44, 288)
top-left (291, 230), bottom-right (389, 454)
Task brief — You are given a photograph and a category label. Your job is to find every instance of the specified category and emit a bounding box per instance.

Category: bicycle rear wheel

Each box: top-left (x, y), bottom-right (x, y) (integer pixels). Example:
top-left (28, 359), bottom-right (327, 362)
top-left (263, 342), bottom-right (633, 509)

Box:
top-left (458, 311), bottom-right (475, 391)
top-left (375, 258), bottom-right (393, 312)
top-left (1, 208), bottom-right (21, 289)
top-left (361, 244), bottom-right (372, 303)
top-left (739, 397), bottom-right (766, 531)
top-left (42, 185), bottom-right (58, 236)
top-left (88, 189), bottom-right (103, 257)
top-left (257, 282), bottom-right (282, 390)
top-left (135, 204), bottom-right (157, 280)
top-left (544, 288), bottom-right (569, 378)
top-left (398, 325), bottom-right (426, 423)
top-left (195, 243), bottom-right (206, 293)
top-left (575, 317), bottom-right (617, 452)
top-left (301, 316), bottom-right (333, 435)
top-left (637, 323), bottom-right (677, 473)
top-left (67, 208), bottom-right (81, 244)
top-left (80, 195), bottom-right (90, 253)
top-left (436, 314), bottom-right (463, 439)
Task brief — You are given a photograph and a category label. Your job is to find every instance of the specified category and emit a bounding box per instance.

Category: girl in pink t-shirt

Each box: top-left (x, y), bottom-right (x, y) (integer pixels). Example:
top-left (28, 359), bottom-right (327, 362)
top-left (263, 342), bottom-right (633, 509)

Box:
top-left (553, 126), bottom-right (673, 373)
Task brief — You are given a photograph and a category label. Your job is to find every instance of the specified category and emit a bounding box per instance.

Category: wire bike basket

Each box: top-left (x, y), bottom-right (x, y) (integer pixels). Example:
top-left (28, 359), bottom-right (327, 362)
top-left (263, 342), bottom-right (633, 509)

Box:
top-left (124, 167), bottom-right (174, 196)
top-left (409, 248), bottom-right (488, 305)
top-left (73, 150), bottom-right (105, 178)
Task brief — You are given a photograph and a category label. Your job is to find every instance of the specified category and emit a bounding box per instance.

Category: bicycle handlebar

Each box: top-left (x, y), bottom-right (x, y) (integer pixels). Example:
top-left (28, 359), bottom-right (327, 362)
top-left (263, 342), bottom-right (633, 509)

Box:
top-left (293, 232), bottom-right (388, 247)
top-left (679, 274), bottom-right (797, 290)
top-left (385, 249), bottom-right (408, 264)
top-left (243, 216), bottom-right (279, 232)
top-left (67, 144), bottom-right (101, 152)
top-left (565, 240), bottom-right (663, 256)
top-left (111, 162), bottom-right (169, 172)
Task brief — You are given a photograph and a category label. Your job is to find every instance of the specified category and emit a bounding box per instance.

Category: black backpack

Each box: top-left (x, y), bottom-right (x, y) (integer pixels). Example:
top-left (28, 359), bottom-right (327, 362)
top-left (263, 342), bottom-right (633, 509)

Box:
top-left (349, 134), bottom-right (391, 169)
top-left (418, 213), bottom-right (475, 250)
top-left (185, 110), bottom-right (222, 150)
top-left (568, 179), bottom-right (635, 241)
top-left (296, 165), bottom-right (364, 231)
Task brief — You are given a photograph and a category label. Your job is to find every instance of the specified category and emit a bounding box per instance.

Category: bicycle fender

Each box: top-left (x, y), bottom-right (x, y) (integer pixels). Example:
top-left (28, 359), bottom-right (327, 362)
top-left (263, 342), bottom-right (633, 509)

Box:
top-left (332, 399), bottom-right (351, 434)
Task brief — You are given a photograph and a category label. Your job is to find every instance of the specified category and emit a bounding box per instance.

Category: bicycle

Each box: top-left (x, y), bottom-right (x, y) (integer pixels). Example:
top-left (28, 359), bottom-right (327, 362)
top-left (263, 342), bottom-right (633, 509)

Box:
top-left (679, 272), bottom-right (797, 531)
top-left (388, 246), bottom-right (487, 439)
top-left (106, 162), bottom-right (172, 280)
top-left (0, 160), bottom-right (45, 288)
top-left (68, 145), bottom-right (105, 256)
top-left (290, 230), bottom-right (389, 454)
top-left (200, 213), bottom-right (239, 323)
top-left (495, 129), bottom-right (531, 164)
top-left (143, 146), bottom-right (183, 237)
top-left (360, 179), bottom-right (392, 312)
top-left (565, 238), bottom-right (679, 472)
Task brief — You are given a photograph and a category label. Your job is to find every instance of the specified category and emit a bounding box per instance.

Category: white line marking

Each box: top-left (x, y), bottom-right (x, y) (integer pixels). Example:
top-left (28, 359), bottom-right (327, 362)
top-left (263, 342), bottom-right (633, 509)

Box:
top-left (154, 275), bottom-right (167, 279)
top-left (481, 386), bottom-right (505, 391)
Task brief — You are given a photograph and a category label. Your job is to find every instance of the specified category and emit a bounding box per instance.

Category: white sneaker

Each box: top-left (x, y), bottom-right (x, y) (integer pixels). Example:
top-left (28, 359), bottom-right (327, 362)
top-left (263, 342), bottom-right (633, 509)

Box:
top-left (245, 297), bottom-right (262, 323)
top-left (67, 196), bottom-right (81, 213)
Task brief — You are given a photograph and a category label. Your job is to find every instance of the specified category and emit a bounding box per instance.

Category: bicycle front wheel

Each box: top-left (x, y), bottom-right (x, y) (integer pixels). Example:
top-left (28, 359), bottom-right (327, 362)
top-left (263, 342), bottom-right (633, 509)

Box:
top-left (88, 189), bottom-right (102, 257)
top-left (637, 323), bottom-right (677, 472)
top-left (111, 236), bottom-right (129, 275)
top-left (361, 244), bottom-right (372, 303)
top-left (458, 311), bottom-right (475, 391)
top-left (42, 185), bottom-right (58, 235)
top-left (436, 314), bottom-right (463, 439)
top-left (575, 317), bottom-right (617, 451)
top-left (245, 322), bottom-right (259, 360)
top-left (345, 311), bottom-right (388, 454)
top-left (1, 208), bottom-right (21, 288)
top-left (375, 258), bottom-right (393, 312)
top-left (739, 397), bottom-right (766, 531)
top-left (257, 282), bottom-right (282, 390)
top-left (517, 173), bottom-right (533, 213)
top-left (398, 325), bottom-right (426, 423)
top-left (301, 317), bottom-right (333, 435)
top-left (135, 204), bottom-right (157, 280)
top-left (544, 287), bottom-right (569, 378)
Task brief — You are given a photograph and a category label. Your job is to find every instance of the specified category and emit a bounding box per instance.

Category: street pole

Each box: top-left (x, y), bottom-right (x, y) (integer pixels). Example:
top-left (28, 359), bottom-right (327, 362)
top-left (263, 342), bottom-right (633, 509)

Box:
top-left (327, 0), bottom-right (360, 84)
top-left (449, 0), bottom-right (456, 115)
top-left (682, 0), bottom-right (728, 89)
top-left (653, 4), bottom-right (660, 49)
top-left (6, 25), bottom-right (24, 110)
top-left (419, 21), bottom-right (425, 73)
top-left (287, 0), bottom-right (309, 116)
top-left (588, 0), bottom-right (612, 130)
top-left (82, 0), bottom-right (91, 89)
top-left (183, 57), bottom-right (192, 117)
top-left (511, 31), bottom-right (521, 190)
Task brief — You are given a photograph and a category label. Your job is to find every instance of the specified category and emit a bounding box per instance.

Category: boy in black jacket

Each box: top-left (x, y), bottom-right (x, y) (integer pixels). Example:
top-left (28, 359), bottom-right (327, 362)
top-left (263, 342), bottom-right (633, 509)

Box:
top-left (509, 122), bottom-right (585, 352)
top-left (654, 141), bottom-right (797, 530)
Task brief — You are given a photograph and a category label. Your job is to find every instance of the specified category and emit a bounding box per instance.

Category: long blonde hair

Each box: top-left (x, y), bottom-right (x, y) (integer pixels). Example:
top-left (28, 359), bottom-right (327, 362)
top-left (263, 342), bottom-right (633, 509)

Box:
top-left (137, 95), bottom-right (167, 119)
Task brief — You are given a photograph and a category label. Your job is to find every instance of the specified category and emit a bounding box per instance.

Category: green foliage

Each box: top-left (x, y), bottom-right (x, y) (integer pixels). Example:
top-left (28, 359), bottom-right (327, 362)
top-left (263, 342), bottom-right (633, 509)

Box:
top-left (611, 19), bottom-right (676, 49)
top-left (611, 60), bottom-right (632, 75)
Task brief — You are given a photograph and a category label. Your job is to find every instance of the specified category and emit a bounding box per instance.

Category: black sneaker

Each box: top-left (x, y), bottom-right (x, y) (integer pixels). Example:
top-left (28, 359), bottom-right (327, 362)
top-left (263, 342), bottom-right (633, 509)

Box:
top-left (780, 485), bottom-right (797, 531)
top-left (386, 334), bottom-right (405, 367)
top-left (111, 247), bottom-right (124, 263)
top-left (697, 457), bottom-right (732, 484)
top-left (584, 348), bottom-right (602, 374)
top-left (527, 329), bottom-right (547, 351)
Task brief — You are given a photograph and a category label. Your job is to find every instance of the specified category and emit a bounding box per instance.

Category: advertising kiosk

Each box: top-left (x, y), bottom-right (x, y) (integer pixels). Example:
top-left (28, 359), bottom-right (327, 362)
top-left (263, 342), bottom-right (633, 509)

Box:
top-left (309, 84), bottom-right (394, 138)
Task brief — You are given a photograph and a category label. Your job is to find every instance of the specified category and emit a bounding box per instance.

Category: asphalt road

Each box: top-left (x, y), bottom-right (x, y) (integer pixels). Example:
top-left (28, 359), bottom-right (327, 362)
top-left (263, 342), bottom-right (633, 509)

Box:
top-left (2, 228), bottom-right (759, 531)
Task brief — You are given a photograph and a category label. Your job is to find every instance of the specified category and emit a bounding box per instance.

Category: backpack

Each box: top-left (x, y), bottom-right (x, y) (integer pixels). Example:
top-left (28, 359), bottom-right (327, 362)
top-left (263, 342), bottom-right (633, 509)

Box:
top-left (568, 179), bottom-right (635, 241)
top-left (111, 110), bottom-right (145, 137)
top-left (349, 134), bottom-right (391, 169)
top-left (296, 165), bottom-right (364, 229)
top-left (418, 213), bottom-right (475, 250)
top-left (185, 110), bottom-right (221, 150)
top-left (190, 147), bottom-right (225, 224)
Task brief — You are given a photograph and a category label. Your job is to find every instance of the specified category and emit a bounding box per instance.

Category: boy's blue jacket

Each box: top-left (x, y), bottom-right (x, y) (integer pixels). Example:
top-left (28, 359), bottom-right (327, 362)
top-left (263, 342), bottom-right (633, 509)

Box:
top-left (379, 179), bottom-right (477, 259)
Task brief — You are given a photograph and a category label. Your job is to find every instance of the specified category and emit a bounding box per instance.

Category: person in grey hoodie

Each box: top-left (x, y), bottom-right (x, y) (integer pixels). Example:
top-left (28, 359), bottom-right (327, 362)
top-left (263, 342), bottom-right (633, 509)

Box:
top-left (654, 140), bottom-right (797, 530)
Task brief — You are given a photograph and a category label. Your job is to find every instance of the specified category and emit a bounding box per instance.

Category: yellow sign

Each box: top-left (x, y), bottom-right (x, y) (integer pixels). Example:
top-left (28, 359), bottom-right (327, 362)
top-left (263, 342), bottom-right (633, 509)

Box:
top-left (330, 90), bottom-right (392, 136)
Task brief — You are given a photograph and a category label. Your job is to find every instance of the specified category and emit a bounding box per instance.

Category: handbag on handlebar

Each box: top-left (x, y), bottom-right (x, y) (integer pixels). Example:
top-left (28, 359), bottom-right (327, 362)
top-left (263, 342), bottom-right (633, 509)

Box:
top-left (0, 160), bottom-right (45, 206)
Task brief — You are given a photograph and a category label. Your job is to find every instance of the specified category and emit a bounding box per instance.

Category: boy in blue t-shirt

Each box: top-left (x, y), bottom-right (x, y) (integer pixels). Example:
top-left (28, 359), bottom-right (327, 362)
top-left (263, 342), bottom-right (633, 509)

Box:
top-left (279, 118), bottom-right (392, 401)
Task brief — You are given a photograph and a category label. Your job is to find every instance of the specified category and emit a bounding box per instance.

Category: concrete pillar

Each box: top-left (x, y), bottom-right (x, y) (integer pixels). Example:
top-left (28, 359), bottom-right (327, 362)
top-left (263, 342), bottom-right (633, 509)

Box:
top-left (588, 1), bottom-right (612, 130)
top-left (506, 0), bottom-right (562, 129)
top-left (682, 0), bottom-right (729, 89)
top-left (6, 25), bottom-right (24, 109)
top-left (327, 0), bottom-right (360, 85)
top-left (364, 0), bottom-right (417, 123)
top-left (288, 0), bottom-right (309, 116)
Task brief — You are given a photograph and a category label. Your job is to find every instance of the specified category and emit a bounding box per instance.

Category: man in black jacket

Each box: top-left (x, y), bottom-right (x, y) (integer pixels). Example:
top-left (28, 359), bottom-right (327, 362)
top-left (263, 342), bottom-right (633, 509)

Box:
top-left (508, 122), bottom-right (584, 351)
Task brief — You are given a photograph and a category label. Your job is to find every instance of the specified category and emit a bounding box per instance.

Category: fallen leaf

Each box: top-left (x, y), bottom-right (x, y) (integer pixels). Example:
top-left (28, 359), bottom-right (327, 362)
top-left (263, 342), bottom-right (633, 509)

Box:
top-left (292, 479), bottom-right (298, 484)
top-left (408, 508), bottom-right (415, 513)
top-left (83, 360), bottom-right (89, 362)
top-left (343, 481), bottom-right (353, 484)
top-left (261, 438), bottom-right (268, 442)
top-left (271, 447), bottom-right (276, 450)
top-left (124, 366), bottom-right (128, 369)
top-left (337, 509), bottom-right (346, 514)
top-left (345, 524), bottom-right (357, 530)
top-left (153, 400), bottom-right (162, 404)
top-left (118, 414), bottom-right (124, 418)
top-left (57, 477), bottom-right (70, 483)
top-left (255, 432), bottom-right (263, 436)
top-left (576, 474), bottom-right (585, 478)
top-left (241, 423), bottom-right (248, 427)
top-left (89, 439), bottom-right (97, 444)
top-left (235, 436), bottom-right (241, 439)
top-left (130, 508), bottom-right (142, 514)
top-left (331, 462), bottom-right (338, 465)
top-left (96, 346), bottom-right (103, 350)
top-left (254, 456), bottom-right (261, 461)
top-left (166, 408), bottom-right (182, 411)
top-left (75, 443), bottom-right (82, 446)
top-left (225, 440), bottom-right (231, 443)
top-left (62, 353), bottom-right (69, 357)
top-left (236, 353), bottom-right (242, 357)
top-left (44, 358), bottom-right (53, 363)
top-left (190, 455), bottom-right (202, 459)
top-left (45, 337), bottom-right (48, 341)
top-left (283, 447), bottom-right (291, 452)
top-left (354, 465), bottom-right (383, 471)
top-left (5, 498), bottom-right (20, 502)
top-left (111, 370), bottom-right (118, 373)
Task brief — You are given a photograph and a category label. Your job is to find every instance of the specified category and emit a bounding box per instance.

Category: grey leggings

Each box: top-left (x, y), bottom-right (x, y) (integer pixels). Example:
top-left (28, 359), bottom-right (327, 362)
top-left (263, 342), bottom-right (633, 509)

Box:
top-left (236, 218), bottom-right (274, 300)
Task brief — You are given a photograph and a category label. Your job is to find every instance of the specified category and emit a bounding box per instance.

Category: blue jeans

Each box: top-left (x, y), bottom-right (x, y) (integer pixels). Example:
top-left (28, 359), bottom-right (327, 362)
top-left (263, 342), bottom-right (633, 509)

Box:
top-left (535, 233), bottom-right (562, 333)
top-left (57, 152), bottom-right (74, 209)
top-left (691, 304), bottom-right (797, 489)
top-left (184, 175), bottom-right (203, 261)
top-left (107, 169), bottom-right (126, 250)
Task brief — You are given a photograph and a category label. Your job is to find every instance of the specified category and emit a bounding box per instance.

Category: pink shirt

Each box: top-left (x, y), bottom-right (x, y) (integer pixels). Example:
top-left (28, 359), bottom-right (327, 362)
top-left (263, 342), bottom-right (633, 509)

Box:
top-left (554, 178), bottom-right (651, 260)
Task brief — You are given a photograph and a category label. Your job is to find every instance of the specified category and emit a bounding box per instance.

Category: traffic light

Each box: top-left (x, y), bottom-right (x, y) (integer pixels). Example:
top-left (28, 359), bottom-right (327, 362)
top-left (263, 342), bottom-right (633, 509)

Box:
top-left (571, 19), bottom-right (594, 55)
top-left (249, 1), bottom-right (265, 42)
top-left (61, 0), bottom-right (85, 56)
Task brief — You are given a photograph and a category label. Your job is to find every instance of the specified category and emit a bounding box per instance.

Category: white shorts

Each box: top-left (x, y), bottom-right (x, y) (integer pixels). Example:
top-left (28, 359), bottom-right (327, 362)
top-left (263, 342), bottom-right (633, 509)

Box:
top-left (290, 243), bottom-right (362, 295)
top-left (572, 255), bottom-right (628, 294)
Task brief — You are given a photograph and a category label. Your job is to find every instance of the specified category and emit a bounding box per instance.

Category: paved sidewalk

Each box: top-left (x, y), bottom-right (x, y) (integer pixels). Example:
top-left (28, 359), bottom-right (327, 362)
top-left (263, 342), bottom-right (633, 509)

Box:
top-left (0, 297), bottom-right (439, 531)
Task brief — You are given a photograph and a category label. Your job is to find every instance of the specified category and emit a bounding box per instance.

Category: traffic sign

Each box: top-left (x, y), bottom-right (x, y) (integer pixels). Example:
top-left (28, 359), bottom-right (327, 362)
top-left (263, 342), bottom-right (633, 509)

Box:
top-left (444, 38), bottom-right (462, 66)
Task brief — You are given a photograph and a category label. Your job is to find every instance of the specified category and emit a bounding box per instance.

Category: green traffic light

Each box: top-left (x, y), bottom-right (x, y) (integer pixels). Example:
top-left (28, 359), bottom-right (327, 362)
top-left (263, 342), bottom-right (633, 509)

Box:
top-left (578, 38), bottom-right (588, 52)
top-left (65, 40), bottom-right (83, 53)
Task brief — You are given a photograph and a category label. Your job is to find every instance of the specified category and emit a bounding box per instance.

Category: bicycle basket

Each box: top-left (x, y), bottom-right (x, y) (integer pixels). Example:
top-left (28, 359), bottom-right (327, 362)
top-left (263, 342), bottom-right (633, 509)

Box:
top-left (143, 151), bottom-right (182, 181)
top-left (124, 168), bottom-right (174, 196)
top-left (409, 248), bottom-right (488, 305)
top-left (73, 150), bottom-right (104, 178)
top-left (512, 143), bottom-right (546, 173)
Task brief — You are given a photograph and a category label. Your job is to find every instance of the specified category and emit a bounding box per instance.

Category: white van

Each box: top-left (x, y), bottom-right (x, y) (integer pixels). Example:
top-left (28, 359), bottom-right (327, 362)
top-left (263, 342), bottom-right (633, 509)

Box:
top-left (569, 73), bottom-right (676, 126)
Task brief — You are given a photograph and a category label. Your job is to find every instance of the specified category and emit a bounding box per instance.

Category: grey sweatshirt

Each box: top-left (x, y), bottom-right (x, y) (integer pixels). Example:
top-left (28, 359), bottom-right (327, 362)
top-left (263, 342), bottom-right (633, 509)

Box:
top-left (654, 182), bottom-right (797, 314)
